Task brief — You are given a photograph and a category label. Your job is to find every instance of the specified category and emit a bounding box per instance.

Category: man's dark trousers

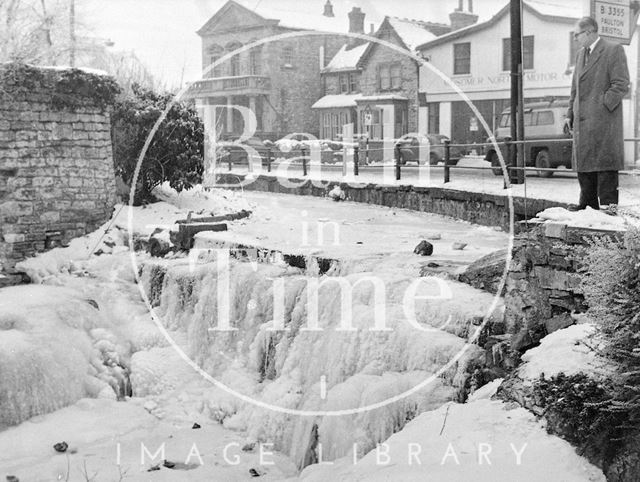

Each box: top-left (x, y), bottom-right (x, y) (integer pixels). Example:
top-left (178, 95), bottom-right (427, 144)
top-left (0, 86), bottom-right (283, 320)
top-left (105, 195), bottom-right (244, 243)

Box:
top-left (577, 171), bottom-right (619, 209)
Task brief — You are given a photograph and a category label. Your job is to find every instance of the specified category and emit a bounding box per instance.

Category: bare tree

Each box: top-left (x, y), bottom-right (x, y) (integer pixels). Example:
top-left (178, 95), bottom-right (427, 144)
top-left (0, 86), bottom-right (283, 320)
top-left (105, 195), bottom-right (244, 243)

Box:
top-left (0, 0), bottom-right (75, 64)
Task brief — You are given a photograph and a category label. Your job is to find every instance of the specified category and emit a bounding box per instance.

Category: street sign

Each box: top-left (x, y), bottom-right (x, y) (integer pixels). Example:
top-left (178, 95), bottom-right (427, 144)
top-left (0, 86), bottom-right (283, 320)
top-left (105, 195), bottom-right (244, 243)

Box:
top-left (591, 0), bottom-right (640, 45)
top-left (469, 116), bottom-right (478, 132)
top-left (364, 112), bottom-right (372, 126)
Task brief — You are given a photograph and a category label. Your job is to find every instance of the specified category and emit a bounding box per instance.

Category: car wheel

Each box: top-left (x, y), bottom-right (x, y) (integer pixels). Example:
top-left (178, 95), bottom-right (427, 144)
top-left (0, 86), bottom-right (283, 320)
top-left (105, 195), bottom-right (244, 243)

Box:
top-left (489, 151), bottom-right (503, 176)
top-left (429, 153), bottom-right (438, 166)
top-left (535, 150), bottom-right (554, 178)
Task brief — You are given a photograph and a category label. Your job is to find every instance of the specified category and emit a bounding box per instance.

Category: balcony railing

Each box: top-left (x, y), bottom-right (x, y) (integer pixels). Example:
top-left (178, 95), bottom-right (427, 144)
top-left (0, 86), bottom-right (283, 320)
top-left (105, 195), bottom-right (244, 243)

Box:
top-left (186, 75), bottom-right (271, 97)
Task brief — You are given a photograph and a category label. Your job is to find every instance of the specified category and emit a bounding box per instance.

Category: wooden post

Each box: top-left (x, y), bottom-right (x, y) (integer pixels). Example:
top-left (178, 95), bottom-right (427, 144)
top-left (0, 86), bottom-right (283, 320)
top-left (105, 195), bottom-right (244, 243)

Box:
top-left (394, 143), bottom-right (401, 180)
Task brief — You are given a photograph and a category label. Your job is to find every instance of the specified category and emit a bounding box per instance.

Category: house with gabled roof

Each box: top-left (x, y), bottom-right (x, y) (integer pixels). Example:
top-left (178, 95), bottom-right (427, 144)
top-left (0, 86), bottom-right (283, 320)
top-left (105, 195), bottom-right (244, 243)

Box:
top-left (416, 0), bottom-right (638, 162)
top-left (312, 14), bottom-right (455, 159)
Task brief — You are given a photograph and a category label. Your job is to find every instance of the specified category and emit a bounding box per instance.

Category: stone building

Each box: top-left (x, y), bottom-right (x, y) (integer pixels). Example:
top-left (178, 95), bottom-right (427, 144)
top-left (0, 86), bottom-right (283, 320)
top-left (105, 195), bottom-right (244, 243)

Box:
top-left (189, 0), bottom-right (368, 141)
top-left (0, 64), bottom-right (118, 283)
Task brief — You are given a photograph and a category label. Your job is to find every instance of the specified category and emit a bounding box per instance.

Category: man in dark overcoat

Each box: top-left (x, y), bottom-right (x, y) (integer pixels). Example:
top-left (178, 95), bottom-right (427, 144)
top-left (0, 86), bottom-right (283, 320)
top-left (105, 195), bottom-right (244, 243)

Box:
top-left (565, 16), bottom-right (629, 211)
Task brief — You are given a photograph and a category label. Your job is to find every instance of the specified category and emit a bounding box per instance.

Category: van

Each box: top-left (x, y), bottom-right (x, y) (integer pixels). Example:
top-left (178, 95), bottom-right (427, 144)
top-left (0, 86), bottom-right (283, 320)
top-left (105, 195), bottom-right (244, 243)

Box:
top-left (484, 99), bottom-right (573, 177)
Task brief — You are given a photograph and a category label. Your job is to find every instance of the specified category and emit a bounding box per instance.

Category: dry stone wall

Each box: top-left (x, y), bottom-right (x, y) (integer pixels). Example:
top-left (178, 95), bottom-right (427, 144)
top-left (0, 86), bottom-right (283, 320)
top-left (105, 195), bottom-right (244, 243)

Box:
top-left (0, 64), bottom-right (119, 281)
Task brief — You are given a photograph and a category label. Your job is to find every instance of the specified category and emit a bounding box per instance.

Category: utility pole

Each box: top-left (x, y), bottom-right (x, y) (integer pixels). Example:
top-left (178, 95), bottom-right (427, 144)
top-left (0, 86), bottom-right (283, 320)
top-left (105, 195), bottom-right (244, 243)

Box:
top-left (69, 0), bottom-right (76, 67)
top-left (509, 0), bottom-right (525, 184)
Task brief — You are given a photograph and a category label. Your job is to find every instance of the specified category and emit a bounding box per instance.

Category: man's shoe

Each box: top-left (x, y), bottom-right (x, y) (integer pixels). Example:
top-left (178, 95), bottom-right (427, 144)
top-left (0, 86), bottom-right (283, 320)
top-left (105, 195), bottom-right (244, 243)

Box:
top-left (600, 204), bottom-right (618, 216)
top-left (567, 204), bottom-right (586, 212)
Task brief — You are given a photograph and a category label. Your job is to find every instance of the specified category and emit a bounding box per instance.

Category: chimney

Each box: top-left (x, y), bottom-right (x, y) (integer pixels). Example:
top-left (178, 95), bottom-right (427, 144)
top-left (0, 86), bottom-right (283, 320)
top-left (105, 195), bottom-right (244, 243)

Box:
top-left (323, 0), bottom-right (334, 17)
top-left (450, 0), bottom-right (478, 30)
top-left (348, 7), bottom-right (365, 34)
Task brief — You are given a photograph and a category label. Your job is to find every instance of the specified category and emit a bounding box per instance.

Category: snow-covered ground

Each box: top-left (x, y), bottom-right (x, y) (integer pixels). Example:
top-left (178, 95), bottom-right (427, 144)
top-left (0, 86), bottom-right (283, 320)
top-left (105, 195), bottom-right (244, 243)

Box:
top-left (0, 184), bottom-right (607, 481)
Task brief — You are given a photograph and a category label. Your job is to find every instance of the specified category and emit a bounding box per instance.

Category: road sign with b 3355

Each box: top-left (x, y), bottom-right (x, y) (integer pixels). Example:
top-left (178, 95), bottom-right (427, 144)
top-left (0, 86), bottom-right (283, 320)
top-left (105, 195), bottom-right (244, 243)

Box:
top-left (591, 0), bottom-right (640, 45)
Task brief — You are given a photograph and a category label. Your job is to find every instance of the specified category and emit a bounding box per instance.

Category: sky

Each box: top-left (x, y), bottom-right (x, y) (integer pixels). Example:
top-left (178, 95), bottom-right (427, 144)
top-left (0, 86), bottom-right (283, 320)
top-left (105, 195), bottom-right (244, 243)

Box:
top-left (76, 0), bottom-right (507, 87)
top-left (76, 0), bottom-right (586, 88)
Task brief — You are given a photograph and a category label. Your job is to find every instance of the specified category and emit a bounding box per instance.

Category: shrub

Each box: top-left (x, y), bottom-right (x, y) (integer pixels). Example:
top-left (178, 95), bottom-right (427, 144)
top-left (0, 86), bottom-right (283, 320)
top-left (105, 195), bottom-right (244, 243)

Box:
top-left (580, 227), bottom-right (640, 372)
top-left (111, 84), bottom-right (204, 204)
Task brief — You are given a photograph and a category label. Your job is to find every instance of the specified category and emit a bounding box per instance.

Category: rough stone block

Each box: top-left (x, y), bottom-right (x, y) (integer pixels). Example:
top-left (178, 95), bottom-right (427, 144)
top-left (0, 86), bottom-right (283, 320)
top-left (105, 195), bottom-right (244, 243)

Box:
top-left (40, 211), bottom-right (60, 223)
top-left (544, 313), bottom-right (575, 334)
top-left (543, 222), bottom-right (567, 240)
top-left (2, 233), bottom-right (25, 243)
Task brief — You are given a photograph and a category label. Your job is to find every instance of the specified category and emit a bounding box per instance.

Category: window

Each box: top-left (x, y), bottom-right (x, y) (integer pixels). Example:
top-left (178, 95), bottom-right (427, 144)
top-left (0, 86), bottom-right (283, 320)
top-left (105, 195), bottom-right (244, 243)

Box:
top-left (380, 65), bottom-right (391, 90)
top-left (323, 113), bottom-right (331, 139)
top-left (390, 65), bottom-right (401, 89)
top-left (427, 102), bottom-right (440, 134)
top-left (453, 43), bottom-right (471, 75)
top-left (339, 74), bottom-right (349, 93)
top-left (230, 55), bottom-right (240, 76)
top-left (502, 36), bottom-right (534, 71)
top-left (282, 46), bottom-right (294, 66)
top-left (537, 110), bottom-right (554, 125)
top-left (249, 49), bottom-right (261, 75)
top-left (210, 55), bottom-right (222, 76)
top-left (349, 73), bottom-right (358, 93)
top-left (499, 113), bottom-right (510, 128)
top-left (379, 63), bottom-right (401, 91)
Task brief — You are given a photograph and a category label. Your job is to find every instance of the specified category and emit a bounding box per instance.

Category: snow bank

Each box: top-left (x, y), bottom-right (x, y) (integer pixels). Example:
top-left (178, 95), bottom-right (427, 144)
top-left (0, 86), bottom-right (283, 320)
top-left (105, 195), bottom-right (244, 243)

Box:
top-left (0, 286), bottom-right (131, 427)
top-left (517, 323), bottom-right (613, 383)
top-left (299, 399), bottom-right (605, 481)
top-left (536, 206), bottom-right (631, 230)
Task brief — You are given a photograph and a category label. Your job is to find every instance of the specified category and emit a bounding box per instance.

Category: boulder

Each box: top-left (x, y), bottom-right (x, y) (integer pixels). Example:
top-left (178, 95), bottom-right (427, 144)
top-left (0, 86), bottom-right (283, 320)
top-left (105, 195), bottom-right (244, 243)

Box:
top-left (413, 240), bottom-right (434, 256)
top-left (459, 248), bottom-right (508, 295)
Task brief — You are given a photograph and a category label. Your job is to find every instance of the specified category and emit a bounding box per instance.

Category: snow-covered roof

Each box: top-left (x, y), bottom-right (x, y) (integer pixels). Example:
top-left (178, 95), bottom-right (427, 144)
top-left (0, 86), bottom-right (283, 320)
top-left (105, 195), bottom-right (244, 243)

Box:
top-left (388, 17), bottom-right (438, 52)
top-left (355, 94), bottom-right (408, 102)
top-left (525, 0), bottom-right (585, 19)
top-left (312, 93), bottom-right (363, 108)
top-left (324, 42), bottom-right (369, 71)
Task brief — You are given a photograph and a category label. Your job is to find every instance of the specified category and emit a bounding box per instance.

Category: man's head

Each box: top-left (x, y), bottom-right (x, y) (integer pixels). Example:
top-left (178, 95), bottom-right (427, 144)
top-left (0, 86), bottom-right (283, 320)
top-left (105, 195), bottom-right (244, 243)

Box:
top-left (574, 17), bottom-right (599, 49)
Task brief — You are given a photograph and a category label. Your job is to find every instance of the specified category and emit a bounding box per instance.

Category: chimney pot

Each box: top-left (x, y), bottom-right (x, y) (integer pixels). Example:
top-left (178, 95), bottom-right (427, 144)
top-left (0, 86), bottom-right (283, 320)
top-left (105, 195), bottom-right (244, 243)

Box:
top-left (323, 0), bottom-right (334, 17)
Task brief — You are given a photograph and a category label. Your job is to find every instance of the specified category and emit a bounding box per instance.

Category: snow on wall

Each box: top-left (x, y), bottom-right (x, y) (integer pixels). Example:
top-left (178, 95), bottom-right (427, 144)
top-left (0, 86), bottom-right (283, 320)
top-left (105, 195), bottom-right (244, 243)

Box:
top-left (140, 256), bottom-right (501, 468)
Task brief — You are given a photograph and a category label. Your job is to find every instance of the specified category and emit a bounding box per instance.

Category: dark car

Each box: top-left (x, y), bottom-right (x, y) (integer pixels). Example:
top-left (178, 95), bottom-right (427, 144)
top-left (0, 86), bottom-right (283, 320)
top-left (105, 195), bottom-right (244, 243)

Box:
top-left (216, 136), bottom-right (271, 165)
top-left (484, 100), bottom-right (573, 177)
top-left (395, 134), bottom-right (463, 166)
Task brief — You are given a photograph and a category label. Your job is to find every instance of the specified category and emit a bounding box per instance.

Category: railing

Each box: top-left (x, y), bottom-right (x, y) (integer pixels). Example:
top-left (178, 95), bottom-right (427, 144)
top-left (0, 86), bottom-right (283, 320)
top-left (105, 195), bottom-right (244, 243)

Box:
top-left (218, 137), bottom-right (640, 186)
top-left (187, 75), bottom-right (271, 95)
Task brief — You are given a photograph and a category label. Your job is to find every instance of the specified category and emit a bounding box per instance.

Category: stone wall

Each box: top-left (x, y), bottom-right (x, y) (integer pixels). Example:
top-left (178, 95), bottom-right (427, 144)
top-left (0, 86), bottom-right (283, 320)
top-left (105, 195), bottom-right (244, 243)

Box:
top-left (503, 221), bottom-right (623, 351)
top-left (215, 173), bottom-right (570, 231)
top-left (0, 64), bottom-right (119, 280)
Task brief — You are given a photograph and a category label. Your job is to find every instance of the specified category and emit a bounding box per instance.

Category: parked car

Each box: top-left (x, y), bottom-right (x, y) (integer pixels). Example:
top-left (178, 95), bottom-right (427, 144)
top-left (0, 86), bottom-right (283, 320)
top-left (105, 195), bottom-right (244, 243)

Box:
top-left (484, 99), bottom-right (573, 177)
top-left (216, 136), bottom-right (271, 165)
top-left (395, 134), bottom-right (463, 166)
